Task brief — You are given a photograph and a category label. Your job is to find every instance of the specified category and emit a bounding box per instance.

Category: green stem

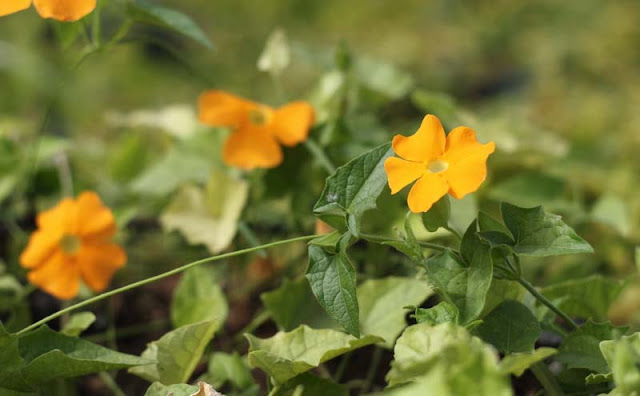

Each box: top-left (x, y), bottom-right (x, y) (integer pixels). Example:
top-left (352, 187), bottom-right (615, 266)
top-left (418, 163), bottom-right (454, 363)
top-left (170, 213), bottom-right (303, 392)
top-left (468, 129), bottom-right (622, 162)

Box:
top-left (237, 221), bottom-right (267, 258)
top-left (98, 372), bottom-right (126, 396)
top-left (518, 277), bottom-right (579, 330)
top-left (530, 362), bottom-right (564, 396)
top-left (304, 138), bottom-right (337, 174)
top-left (91, 0), bottom-right (102, 48)
top-left (16, 235), bottom-right (317, 336)
top-left (361, 233), bottom-right (447, 252)
top-left (362, 347), bottom-right (383, 393)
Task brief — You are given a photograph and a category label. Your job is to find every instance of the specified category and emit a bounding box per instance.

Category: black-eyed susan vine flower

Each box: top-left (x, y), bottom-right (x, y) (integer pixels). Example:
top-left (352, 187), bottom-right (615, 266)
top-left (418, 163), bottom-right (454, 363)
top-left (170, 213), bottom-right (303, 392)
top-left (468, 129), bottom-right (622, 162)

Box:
top-left (0, 0), bottom-right (96, 22)
top-left (198, 90), bottom-right (315, 170)
top-left (20, 191), bottom-right (126, 300)
top-left (384, 114), bottom-right (495, 213)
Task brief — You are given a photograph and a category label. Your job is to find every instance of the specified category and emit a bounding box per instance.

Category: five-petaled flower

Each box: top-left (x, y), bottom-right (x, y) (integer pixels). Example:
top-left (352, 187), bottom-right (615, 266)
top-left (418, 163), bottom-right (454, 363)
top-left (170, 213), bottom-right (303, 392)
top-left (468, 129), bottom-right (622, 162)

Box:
top-left (1, 0), bottom-right (96, 22)
top-left (198, 90), bottom-right (315, 170)
top-left (20, 191), bottom-right (126, 300)
top-left (384, 114), bottom-right (495, 213)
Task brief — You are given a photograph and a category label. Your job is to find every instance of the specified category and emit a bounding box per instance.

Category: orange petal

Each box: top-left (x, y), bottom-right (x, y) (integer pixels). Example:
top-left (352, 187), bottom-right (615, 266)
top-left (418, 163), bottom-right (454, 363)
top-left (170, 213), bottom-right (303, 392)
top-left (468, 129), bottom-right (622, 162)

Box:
top-left (392, 114), bottom-right (446, 162)
top-left (33, 0), bottom-right (95, 21)
top-left (77, 242), bottom-right (126, 292)
top-left (271, 101), bottom-right (314, 146)
top-left (36, 197), bottom-right (76, 233)
top-left (75, 191), bottom-right (116, 240)
top-left (20, 229), bottom-right (61, 269)
top-left (407, 173), bottom-right (449, 213)
top-left (222, 126), bottom-right (283, 170)
top-left (384, 156), bottom-right (425, 195)
top-left (27, 250), bottom-right (80, 300)
top-left (198, 90), bottom-right (257, 128)
top-left (0, 0), bottom-right (31, 17)
top-left (442, 126), bottom-right (495, 199)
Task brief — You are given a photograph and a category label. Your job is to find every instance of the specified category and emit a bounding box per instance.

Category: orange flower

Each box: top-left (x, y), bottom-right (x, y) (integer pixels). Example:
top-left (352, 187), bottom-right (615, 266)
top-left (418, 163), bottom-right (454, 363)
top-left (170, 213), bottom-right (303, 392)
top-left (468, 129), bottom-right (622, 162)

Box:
top-left (384, 114), bottom-right (495, 213)
top-left (20, 192), bottom-right (126, 300)
top-left (0, 0), bottom-right (96, 22)
top-left (198, 90), bottom-right (314, 170)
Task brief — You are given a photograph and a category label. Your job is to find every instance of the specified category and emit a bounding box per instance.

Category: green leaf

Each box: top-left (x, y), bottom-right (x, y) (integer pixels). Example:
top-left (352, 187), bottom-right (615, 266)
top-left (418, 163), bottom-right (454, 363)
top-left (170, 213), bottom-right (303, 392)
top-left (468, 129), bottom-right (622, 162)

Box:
top-left (269, 373), bottom-right (348, 396)
top-left (61, 312), bottom-right (96, 337)
top-left (481, 279), bottom-right (525, 317)
top-left (600, 333), bottom-right (640, 394)
top-left (246, 325), bottom-right (382, 384)
top-left (205, 352), bottom-right (254, 390)
top-left (585, 372), bottom-right (613, 385)
top-left (161, 170), bottom-right (249, 254)
top-left (131, 148), bottom-right (211, 196)
top-left (313, 143), bottom-right (393, 236)
top-left (308, 231), bottom-right (342, 252)
top-left (557, 321), bottom-right (628, 373)
top-left (591, 193), bottom-right (632, 237)
top-left (358, 277), bottom-right (433, 348)
top-left (128, 0), bottom-right (213, 49)
top-left (17, 326), bottom-right (152, 386)
top-left (386, 322), bottom-right (509, 395)
top-left (0, 274), bottom-right (23, 311)
top-left (421, 196), bottom-right (451, 232)
top-left (0, 324), bottom-right (29, 391)
top-left (144, 382), bottom-right (198, 396)
top-left (541, 275), bottom-right (625, 321)
top-left (499, 348), bottom-right (557, 377)
top-left (413, 302), bottom-right (459, 326)
top-left (501, 202), bottom-right (593, 256)
top-left (473, 300), bottom-right (541, 354)
top-left (129, 320), bottom-right (220, 385)
top-left (355, 56), bottom-right (414, 99)
top-left (171, 266), bottom-right (228, 328)
top-left (306, 246), bottom-right (360, 337)
top-left (261, 277), bottom-right (335, 331)
top-left (425, 235), bottom-right (492, 325)
top-left (257, 28), bottom-right (290, 75)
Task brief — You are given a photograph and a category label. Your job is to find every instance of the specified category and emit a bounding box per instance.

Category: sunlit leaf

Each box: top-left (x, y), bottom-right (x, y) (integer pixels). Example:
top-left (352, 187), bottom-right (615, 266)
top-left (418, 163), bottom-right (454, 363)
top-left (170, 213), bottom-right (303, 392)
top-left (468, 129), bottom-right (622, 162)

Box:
top-left (414, 302), bottom-right (459, 326)
top-left (129, 320), bottom-right (220, 385)
top-left (246, 325), bottom-right (382, 383)
top-left (161, 170), bottom-right (249, 254)
top-left (358, 277), bottom-right (433, 348)
top-left (498, 348), bottom-right (557, 377)
top-left (257, 28), bottom-right (290, 75)
top-left (61, 312), bottom-right (96, 337)
top-left (591, 193), bottom-right (631, 236)
top-left (386, 322), bottom-right (510, 395)
top-left (600, 333), bottom-right (640, 394)
top-left (171, 266), bottom-right (228, 328)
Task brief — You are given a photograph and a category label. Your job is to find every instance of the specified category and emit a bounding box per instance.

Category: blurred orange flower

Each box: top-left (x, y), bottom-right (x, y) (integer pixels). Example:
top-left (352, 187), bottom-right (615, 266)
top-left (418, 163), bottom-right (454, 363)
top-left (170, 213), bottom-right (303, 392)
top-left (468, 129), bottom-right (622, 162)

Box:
top-left (198, 90), bottom-right (314, 170)
top-left (0, 0), bottom-right (96, 22)
top-left (20, 192), bottom-right (126, 300)
top-left (384, 114), bottom-right (495, 213)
